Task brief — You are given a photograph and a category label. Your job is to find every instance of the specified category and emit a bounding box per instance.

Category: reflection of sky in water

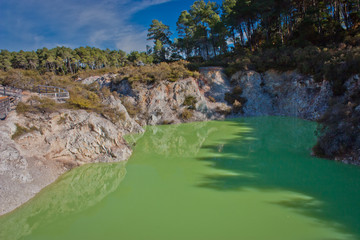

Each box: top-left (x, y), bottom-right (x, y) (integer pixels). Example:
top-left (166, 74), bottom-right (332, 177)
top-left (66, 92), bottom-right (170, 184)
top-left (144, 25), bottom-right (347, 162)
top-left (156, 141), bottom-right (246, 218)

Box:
top-left (1, 117), bottom-right (360, 240)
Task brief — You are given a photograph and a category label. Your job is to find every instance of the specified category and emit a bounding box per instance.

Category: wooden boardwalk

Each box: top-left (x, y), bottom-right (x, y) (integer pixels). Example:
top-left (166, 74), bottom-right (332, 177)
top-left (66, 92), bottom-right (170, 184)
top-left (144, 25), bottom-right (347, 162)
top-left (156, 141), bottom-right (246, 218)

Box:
top-left (0, 85), bottom-right (70, 120)
top-left (0, 85), bottom-right (22, 119)
top-left (0, 85), bottom-right (22, 103)
top-left (36, 85), bottom-right (70, 101)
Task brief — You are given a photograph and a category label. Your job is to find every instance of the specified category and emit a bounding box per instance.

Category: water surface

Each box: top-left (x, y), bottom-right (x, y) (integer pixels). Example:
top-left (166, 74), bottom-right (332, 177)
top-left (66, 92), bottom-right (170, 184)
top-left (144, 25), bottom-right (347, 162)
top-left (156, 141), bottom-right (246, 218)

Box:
top-left (1, 117), bottom-right (360, 240)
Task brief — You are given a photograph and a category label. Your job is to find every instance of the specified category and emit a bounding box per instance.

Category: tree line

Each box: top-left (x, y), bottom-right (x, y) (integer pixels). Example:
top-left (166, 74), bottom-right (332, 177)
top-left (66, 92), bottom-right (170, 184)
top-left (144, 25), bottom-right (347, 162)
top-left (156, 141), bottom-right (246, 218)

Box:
top-left (0, 46), bottom-right (154, 74)
top-left (1, 0), bottom-right (359, 74)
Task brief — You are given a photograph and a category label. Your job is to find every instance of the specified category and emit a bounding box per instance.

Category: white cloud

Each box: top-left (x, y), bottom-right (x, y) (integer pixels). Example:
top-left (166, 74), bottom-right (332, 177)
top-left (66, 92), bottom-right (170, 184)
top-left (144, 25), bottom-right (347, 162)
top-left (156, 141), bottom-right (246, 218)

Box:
top-left (115, 29), bottom-right (150, 53)
top-left (0, 0), bottom-right (173, 51)
top-left (126, 0), bottom-right (172, 15)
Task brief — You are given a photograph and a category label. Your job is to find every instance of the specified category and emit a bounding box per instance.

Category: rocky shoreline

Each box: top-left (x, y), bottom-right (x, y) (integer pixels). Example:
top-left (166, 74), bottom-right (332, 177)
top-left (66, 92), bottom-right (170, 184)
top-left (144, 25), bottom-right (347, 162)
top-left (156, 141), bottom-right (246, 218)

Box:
top-left (0, 67), bottom-right (357, 216)
top-left (0, 104), bottom-right (142, 215)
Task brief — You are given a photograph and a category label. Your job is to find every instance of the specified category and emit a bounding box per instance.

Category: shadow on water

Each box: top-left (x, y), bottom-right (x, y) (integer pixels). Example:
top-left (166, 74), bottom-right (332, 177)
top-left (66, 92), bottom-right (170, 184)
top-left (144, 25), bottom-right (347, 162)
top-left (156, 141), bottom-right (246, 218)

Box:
top-left (197, 117), bottom-right (360, 239)
top-left (2, 117), bottom-right (360, 239)
top-left (0, 162), bottom-right (127, 240)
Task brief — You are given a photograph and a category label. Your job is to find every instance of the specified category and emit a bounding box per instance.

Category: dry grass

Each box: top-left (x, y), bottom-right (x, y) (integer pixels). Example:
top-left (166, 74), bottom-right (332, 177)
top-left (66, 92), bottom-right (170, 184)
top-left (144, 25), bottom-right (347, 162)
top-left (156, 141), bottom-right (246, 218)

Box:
top-left (113, 61), bottom-right (198, 85)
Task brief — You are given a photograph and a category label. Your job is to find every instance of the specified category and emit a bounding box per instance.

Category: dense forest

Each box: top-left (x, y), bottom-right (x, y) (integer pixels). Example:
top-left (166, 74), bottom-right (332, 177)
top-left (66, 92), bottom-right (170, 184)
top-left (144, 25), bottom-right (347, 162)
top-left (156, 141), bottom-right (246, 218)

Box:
top-left (173, 0), bottom-right (360, 59)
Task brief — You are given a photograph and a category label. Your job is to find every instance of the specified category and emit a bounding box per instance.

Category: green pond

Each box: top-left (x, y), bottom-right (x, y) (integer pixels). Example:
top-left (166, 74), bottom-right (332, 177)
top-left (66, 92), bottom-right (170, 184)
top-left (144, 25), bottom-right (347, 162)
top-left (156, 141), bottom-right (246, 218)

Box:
top-left (1, 117), bottom-right (360, 240)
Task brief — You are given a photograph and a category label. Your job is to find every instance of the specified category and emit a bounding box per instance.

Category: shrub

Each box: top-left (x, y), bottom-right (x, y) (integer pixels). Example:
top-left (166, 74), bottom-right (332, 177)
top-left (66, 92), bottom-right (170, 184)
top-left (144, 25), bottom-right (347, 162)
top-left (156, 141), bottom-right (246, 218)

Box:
top-left (232, 100), bottom-right (244, 113)
top-left (161, 120), bottom-right (174, 125)
top-left (183, 95), bottom-right (197, 109)
top-left (0, 69), bottom-right (71, 91)
top-left (16, 97), bottom-right (60, 114)
top-left (12, 124), bottom-right (38, 140)
top-left (224, 88), bottom-right (246, 105)
top-left (100, 108), bottom-right (126, 123)
top-left (224, 86), bottom-right (247, 113)
top-left (215, 106), bottom-right (232, 116)
top-left (16, 102), bottom-right (34, 114)
top-left (67, 87), bottom-right (101, 110)
top-left (76, 67), bottom-right (118, 79)
top-left (180, 109), bottom-right (193, 120)
top-left (113, 61), bottom-right (198, 85)
top-left (121, 99), bottom-right (141, 118)
top-left (232, 86), bottom-right (243, 95)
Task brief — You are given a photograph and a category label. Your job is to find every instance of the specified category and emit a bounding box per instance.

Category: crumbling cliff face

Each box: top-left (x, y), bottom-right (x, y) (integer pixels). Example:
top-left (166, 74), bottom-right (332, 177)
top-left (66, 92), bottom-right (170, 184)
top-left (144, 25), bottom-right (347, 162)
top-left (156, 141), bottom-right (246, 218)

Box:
top-left (313, 74), bottom-right (360, 165)
top-left (109, 68), bottom-right (332, 126)
top-left (0, 97), bottom-right (143, 215)
top-left (111, 68), bottom-right (231, 126)
top-left (230, 70), bottom-right (332, 120)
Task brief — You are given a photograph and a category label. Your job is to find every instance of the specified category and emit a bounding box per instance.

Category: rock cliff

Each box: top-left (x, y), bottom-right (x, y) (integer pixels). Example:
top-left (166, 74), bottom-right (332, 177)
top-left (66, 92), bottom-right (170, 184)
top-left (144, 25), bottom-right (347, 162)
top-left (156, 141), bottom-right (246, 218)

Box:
top-left (111, 68), bottom-right (231, 125)
top-left (231, 70), bottom-right (332, 120)
top-left (313, 74), bottom-right (360, 165)
top-left (0, 98), bottom-right (143, 215)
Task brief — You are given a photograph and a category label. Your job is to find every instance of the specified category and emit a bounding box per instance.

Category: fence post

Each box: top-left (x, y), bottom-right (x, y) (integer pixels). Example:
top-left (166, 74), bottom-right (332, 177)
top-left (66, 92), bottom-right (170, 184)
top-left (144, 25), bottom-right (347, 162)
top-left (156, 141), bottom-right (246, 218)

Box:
top-left (5, 99), bottom-right (8, 118)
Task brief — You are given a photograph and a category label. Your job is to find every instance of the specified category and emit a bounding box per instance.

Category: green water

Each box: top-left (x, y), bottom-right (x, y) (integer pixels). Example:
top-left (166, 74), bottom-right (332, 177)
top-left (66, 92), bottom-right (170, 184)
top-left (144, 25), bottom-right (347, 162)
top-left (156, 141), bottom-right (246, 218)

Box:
top-left (1, 117), bottom-right (360, 240)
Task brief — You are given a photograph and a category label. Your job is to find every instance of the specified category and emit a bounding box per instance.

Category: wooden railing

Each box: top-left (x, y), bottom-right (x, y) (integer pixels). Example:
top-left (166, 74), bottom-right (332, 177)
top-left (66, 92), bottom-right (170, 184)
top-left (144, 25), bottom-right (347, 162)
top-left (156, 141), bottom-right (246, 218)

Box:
top-left (0, 85), bottom-right (70, 119)
top-left (36, 85), bottom-right (70, 101)
top-left (0, 85), bottom-right (22, 104)
top-left (0, 85), bottom-right (22, 119)
top-left (0, 97), bottom-right (11, 119)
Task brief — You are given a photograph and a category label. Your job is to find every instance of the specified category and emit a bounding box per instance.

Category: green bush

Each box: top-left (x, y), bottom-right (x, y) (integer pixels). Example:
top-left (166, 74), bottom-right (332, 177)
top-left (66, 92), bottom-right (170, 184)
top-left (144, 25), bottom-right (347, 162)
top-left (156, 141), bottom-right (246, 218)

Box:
top-left (224, 86), bottom-right (247, 113)
top-left (121, 99), bottom-right (141, 118)
top-left (12, 124), bottom-right (38, 140)
top-left (224, 88), bottom-right (246, 105)
top-left (16, 102), bottom-right (34, 114)
top-left (67, 86), bottom-right (101, 110)
top-left (100, 108), bottom-right (126, 123)
top-left (183, 96), bottom-right (197, 109)
top-left (180, 109), bottom-right (193, 120)
top-left (113, 61), bottom-right (198, 85)
top-left (16, 97), bottom-right (60, 114)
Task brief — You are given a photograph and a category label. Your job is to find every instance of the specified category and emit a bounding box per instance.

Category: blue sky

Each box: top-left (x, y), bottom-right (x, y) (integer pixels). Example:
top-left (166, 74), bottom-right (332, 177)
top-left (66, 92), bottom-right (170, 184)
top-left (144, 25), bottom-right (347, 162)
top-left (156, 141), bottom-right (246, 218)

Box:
top-left (0, 0), bottom-right (222, 52)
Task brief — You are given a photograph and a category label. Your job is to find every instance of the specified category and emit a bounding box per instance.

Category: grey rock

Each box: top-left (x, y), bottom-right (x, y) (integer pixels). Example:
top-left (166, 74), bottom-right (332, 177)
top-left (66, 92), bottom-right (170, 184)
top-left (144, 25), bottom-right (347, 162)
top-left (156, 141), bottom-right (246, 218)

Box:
top-left (113, 67), bottom-right (232, 125)
top-left (232, 70), bottom-right (332, 120)
top-left (0, 105), bottom-right (143, 215)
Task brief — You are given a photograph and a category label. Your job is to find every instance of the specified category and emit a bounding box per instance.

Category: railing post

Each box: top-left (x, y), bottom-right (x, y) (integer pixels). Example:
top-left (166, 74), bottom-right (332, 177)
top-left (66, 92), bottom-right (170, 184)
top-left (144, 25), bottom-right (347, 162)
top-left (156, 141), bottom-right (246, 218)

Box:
top-left (4, 99), bottom-right (8, 118)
